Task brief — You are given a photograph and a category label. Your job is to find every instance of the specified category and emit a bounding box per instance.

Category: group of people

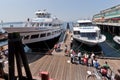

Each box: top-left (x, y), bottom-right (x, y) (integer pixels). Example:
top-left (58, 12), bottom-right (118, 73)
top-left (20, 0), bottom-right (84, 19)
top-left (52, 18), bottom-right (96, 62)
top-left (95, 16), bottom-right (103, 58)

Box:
top-left (89, 53), bottom-right (112, 79)
top-left (63, 40), bottom-right (120, 80)
top-left (54, 43), bottom-right (61, 52)
top-left (65, 47), bottom-right (120, 80)
top-left (69, 49), bottom-right (89, 65)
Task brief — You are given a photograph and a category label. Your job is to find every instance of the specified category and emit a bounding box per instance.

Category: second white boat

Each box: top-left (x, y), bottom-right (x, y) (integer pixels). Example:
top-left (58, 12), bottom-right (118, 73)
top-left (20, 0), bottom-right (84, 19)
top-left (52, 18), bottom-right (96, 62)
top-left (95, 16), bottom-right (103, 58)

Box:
top-left (72, 20), bottom-right (106, 46)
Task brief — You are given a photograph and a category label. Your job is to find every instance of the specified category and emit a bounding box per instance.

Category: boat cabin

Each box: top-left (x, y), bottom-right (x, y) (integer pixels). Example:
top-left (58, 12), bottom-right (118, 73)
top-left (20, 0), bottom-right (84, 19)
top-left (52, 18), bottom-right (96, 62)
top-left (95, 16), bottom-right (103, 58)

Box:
top-left (73, 26), bottom-right (100, 39)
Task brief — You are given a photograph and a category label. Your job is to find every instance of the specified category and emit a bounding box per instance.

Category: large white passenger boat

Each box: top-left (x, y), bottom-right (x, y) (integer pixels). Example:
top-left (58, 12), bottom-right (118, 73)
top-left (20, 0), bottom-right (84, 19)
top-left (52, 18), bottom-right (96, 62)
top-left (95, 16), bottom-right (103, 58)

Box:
top-left (3, 10), bottom-right (63, 48)
top-left (72, 20), bottom-right (106, 46)
top-left (113, 36), bottom-right (120, 45)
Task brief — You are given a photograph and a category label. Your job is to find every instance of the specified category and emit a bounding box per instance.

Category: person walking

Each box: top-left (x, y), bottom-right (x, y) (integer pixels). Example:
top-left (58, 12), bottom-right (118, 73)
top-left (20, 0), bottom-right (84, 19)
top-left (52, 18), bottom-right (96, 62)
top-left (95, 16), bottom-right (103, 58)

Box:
top-left (93, 59), bottom-right (100, 69)
top-left (78, 51), bottom-right (82, 64)
top-left (64, 44), bottom-right (68, 56)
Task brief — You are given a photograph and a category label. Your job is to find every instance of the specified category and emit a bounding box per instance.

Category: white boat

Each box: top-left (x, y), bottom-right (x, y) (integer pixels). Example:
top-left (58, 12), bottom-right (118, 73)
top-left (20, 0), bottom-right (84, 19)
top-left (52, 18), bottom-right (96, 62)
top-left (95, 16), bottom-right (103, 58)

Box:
top-left (113, 36), bottom-right (120, 45)
top-left (3, 10), bottom-right (63, 48)
top-left (72, 20), bottom-right (106, 46)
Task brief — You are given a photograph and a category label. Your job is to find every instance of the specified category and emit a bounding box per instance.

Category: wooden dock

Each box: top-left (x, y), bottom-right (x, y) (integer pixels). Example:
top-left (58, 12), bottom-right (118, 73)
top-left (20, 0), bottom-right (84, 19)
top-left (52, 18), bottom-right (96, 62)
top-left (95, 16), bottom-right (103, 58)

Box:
top-left (2, 30), bottom-right (120, 80)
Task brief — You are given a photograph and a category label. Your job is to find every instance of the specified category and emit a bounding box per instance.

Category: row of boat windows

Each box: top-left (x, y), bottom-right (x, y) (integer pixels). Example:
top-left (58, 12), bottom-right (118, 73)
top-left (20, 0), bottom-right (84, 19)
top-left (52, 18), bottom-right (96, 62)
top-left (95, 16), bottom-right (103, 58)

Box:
top-left (74, 31), bottom-right (97, 37)
top-left (36, 13), bottom-right (50, 18)
top-left (80, 33), bottom-right (97, 37)
top-left (32, 23), bottom-right (62, 27)
top-left (37, 15), bottom-right (50, 18)
top-left (23, 30), bottom-right (61, 40)
top-left (78, 23), bottom-right (93, 26)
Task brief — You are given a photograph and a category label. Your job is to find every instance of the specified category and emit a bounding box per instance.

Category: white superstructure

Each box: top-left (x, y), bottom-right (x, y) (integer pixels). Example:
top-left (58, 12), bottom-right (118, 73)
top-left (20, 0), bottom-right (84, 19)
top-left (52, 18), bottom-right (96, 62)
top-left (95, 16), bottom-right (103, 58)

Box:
top-left (72, 20), bottom-right (106, 46)
top-left (3, 10), bottom-right (63, 46)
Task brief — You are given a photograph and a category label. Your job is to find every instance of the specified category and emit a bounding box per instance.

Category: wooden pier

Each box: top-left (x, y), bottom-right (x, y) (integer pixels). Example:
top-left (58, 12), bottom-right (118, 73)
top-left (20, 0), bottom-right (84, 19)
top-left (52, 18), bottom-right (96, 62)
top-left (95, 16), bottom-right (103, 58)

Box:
top-left (1, 30), bottom-right (120, 80)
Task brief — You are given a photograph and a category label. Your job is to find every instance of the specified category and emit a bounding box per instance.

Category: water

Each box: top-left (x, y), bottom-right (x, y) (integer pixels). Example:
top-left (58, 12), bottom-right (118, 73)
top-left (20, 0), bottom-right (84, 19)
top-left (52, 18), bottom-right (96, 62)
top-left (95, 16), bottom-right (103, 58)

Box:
top-left (0, 22), bottom-right (24, 28)
top-left (99, 31), bottom-right (120, 57)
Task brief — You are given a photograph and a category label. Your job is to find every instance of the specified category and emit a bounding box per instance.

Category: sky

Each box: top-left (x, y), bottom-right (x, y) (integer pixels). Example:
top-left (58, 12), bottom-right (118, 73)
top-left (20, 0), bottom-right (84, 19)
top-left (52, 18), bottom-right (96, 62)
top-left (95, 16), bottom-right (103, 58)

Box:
top-left (0, 0), bottom-right (120, 22)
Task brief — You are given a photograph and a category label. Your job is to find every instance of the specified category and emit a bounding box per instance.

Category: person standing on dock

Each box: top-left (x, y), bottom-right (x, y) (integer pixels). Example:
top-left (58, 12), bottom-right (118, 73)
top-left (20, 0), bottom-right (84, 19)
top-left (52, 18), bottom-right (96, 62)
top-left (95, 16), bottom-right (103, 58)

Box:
top-left (93, 59), bottom-right (100, 69)
top-left (54, 44), bottom-right (58, 51)
top-left (90, 52), bottom-right (95, 66)
top-left (70, 53), bottom-right (74, 63)
top-left (83, 53), bottom-right (89, 66)
top-left (102, 61), bottom-right (110, 69)
top-left (64, 44), bottom-right (68, 53)
top-left (78, 51), bottom-right (82, 64)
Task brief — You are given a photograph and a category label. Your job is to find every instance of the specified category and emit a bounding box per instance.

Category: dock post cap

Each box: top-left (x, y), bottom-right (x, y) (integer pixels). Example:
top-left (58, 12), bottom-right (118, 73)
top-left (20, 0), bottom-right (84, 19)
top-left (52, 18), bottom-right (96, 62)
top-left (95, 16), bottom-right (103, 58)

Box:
top-left (39, 71), bottom-right (49, 80)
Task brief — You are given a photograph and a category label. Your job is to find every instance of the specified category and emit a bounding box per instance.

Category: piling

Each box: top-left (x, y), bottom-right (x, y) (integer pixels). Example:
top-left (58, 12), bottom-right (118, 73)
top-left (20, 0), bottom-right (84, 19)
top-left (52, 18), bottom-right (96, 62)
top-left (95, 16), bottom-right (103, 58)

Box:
top-left (8, 32), bottom-right (33, 80)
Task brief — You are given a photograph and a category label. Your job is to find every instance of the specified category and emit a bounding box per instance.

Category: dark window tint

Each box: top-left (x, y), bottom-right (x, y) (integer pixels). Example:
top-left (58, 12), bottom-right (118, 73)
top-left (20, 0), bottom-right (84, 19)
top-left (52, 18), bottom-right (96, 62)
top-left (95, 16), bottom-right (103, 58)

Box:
top-left (40, 33), bottom-right (46, 37)
top-left (31, 34), bottom-right (39, 39)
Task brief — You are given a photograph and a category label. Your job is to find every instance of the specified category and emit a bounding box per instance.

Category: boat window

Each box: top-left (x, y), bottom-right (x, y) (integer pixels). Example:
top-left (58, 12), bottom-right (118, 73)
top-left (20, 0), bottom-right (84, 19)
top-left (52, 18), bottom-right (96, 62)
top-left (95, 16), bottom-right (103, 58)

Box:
top-left (40, 33), bottom-right (46, 37)
top-left (45, 23), bottom-right (48, 26)
top-left (57, 30), bottom-right (59, 33)
top-left (52, 32), bottom-right (55, 35)
top-left (32, 23), bottom-right (35, 27)
top-left (74, 31), bottom-right (80, 35)
top-left (53, 24), bottom-right (56, 26)
top-left (31, 34), bottom-right (39, 39)
top-left (47, 32), bottom-right (51, 36)
top-left (24, 35), bottom-right (29, 40)
top-left (55, 31), bottom-right (57, 33)
top-left (40, 23), bottom-right (43, 26)
top-left (21, 36), bottom-right (23, 39)
top-left (49, 23), bottom-right (52, 26)
top-left (36, 23), bottom-right (39, 27)
top-left (59, 30), bottom-right (61, 32)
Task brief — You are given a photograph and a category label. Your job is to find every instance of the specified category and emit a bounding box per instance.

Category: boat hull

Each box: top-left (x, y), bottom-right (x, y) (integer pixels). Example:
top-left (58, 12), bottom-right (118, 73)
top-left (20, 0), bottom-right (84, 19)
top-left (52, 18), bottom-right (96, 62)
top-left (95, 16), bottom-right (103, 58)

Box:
top-left (26, 34), bottom-right (61, 51)
top-left (73, 37), bottom-right (98, 46)
top-left (73, 35), bottom-right (106, 46)
top-left (3, 27), bottom-right (62, 51)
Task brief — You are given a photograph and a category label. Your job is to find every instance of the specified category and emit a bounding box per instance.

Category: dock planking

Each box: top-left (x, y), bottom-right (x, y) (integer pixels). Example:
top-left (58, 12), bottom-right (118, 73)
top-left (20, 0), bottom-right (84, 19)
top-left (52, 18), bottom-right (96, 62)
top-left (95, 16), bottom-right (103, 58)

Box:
top-left (1, 30), bottom-right (120, 80)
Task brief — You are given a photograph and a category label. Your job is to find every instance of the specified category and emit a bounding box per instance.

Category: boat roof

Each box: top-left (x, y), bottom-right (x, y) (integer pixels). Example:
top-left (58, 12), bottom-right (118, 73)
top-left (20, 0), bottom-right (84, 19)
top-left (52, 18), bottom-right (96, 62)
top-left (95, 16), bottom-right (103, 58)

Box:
top-left (73, 26), bottom-right (100, 33)
top-left (77, 20), bottom-right (92, 23)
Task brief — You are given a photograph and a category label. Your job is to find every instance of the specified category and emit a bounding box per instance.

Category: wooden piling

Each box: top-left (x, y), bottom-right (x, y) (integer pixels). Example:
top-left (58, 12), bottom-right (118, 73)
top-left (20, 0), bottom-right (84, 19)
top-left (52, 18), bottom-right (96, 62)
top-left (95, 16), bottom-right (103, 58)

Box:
top-left (8, 32), bottom-right (33, 80)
